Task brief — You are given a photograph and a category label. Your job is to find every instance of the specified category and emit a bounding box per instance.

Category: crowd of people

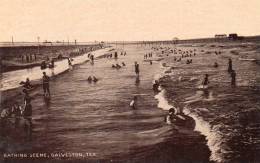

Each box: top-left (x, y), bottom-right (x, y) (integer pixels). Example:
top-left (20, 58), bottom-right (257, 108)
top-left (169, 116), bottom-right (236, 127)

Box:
top-left (150, 46), bottom-right (238, 123)
top-left (20, 54), bottom-right (37, 63)
top-left (1, 71), bottom-right (51, 140)
top-left (1, 45), bottom-right (239, 140)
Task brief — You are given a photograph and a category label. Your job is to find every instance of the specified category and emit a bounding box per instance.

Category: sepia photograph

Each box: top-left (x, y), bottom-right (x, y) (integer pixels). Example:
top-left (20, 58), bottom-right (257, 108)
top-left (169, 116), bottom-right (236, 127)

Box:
top-left (0, 0), bottom-right (260, 162)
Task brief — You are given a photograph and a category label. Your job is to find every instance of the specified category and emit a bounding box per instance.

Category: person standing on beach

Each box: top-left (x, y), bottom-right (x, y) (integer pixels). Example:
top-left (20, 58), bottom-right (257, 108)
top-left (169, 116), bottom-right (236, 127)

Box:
top-left (42, 72), bottom-right (50, 97)
top-left (228, 58), bottom-right (233, 73)
top-left (134, 62), bottom-right (140, 75)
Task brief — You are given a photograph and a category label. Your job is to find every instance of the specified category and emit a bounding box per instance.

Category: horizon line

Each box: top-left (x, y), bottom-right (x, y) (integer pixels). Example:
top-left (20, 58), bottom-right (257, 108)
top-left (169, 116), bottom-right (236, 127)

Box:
top-left (1, 34), bottom-right (260, 43)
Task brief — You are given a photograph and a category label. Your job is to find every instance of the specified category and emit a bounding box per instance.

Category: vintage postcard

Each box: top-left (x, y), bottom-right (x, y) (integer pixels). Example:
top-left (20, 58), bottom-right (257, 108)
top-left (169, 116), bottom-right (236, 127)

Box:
top-left (0, 0), bottom-right (260, 162)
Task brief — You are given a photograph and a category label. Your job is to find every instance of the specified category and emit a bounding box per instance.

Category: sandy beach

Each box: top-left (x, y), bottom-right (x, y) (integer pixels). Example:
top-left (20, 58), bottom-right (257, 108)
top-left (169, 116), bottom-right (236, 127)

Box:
top-left (0, 44), bottom-right (103, 73)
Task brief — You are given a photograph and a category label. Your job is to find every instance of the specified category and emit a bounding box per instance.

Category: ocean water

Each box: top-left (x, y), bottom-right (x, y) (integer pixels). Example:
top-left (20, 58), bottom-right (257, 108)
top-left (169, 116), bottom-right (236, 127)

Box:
top-left (1, 48), bottom-right (109, 91)
top-left (1, 45), bottom-right (211, 163)
top-left (1, 42), bottom-right (259, 163)
top-left (157, 42), bottom-right (260, 162)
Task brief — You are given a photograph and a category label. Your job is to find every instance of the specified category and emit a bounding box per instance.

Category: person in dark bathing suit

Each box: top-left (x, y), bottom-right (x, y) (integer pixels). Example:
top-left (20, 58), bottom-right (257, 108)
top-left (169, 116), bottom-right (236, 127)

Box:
top-left (68, 58), bottom-right (72, 66)
top-left (214, 62), bottom-right (219, 68)
top-left (202, 74), bottom-right (209, 87)
top-left (42, 72), bottom-right (50, 97)
top-left (134, 62), bottom-right (140, 75)
top-left (20, 78), bottom-right (33, 89)
top-left (130, 96), bottom-right (138, 109)
top-left (153, 80), bottom-right (159, 92)
top-left (228, 58), bottom-right (233, 73)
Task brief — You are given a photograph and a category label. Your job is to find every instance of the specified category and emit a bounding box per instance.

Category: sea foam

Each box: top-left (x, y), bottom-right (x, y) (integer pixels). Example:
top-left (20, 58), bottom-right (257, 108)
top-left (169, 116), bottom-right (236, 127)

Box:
top-left (183, 107), bottom-right (225, 162)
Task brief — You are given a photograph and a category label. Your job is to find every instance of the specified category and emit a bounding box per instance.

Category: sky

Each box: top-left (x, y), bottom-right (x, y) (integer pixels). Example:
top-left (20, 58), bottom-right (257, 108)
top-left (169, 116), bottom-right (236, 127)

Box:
top-left (0, 0), bottom-right (260, 42)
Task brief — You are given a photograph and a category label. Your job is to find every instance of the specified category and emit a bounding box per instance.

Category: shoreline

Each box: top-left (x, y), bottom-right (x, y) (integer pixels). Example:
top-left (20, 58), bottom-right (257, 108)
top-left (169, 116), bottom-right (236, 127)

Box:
top-left (0, 47), bottom-right (109, 109)
top-left (1, 56), bottom-right (70, 73)
top-left (0, 44), bottom-right (104, 73)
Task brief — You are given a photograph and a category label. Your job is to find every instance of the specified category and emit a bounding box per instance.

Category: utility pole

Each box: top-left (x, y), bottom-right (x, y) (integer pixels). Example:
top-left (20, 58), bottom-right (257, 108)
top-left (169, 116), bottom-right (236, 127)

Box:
top-left (11, 36), bottom-right (14, 45)
top-left (37, 36), bottom-right (40, 54)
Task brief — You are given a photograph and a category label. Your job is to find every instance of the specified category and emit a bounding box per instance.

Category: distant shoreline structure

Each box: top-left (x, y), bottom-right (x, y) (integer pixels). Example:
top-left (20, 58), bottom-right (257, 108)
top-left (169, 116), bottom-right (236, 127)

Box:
top-left (108, 34), bottom-right (260, 44)
top-left (0, 41), bottom-right (101, 47)
top-left (1, 34), bottom-right (260, 47)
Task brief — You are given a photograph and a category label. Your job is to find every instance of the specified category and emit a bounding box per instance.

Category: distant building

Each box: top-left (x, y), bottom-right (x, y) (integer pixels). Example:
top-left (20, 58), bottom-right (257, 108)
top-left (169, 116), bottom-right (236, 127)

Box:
top-left (215, 34), bottom-right (227, 38)
top-left (43, 40), bottom-right (53, 45)
top-left (228, 33), bottom-right (244, 40)
top-left (228, 33), bottom-right (238, 40)
top-left (172, 37), bottom-right (179, 44)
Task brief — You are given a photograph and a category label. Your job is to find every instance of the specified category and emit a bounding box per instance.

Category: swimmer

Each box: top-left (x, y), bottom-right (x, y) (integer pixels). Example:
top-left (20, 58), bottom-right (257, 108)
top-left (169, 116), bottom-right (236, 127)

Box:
top-left (90, 55), bottom-right (94, 63)
top-left (41, 61), bottom-right (47, 69)
top-left (116, 64), bottom-right (122, 69)
top-left (153, 80), bottom-right (159, 92)
top-left (93, 76), bottom-right (98, 83)
top-left (20, 78), bottom-right (33, 89)
top-left (134, 62), bottom-right (140, 75)
top-left (228, 58), bottom-right (233, 73)
top-left (87, 76), bottom-right (92, 82)
top-left (130, 96), bottom-right (137, 109)
top-left (68, 58), bottom-right (72, 66)
top-left (50, 59), bottom-right (55, 68)
top-left (214, 62), bottom-right (218, 68)
top-left (202, 74), bottom-right (209, 87)
top-left (169, 107), bottom-right (176, 115)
